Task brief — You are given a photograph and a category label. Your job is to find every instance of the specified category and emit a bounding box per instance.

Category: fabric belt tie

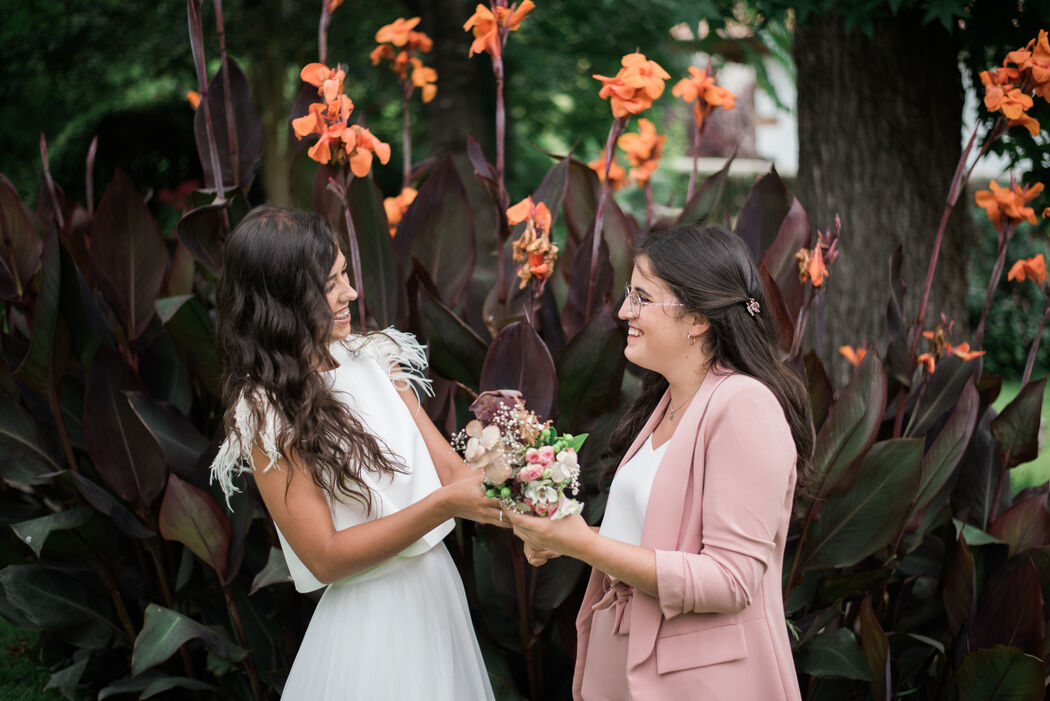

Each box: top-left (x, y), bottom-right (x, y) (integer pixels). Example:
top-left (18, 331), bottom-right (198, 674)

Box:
top-left (592, 575), bottom-right (633, 635)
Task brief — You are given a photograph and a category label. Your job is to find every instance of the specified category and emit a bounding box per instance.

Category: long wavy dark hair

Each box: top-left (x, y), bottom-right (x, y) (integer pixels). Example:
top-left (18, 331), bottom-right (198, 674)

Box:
top-left (606, 223), bottom-right (814, 490)
top-left (216, 206), bottom-right (403, 511)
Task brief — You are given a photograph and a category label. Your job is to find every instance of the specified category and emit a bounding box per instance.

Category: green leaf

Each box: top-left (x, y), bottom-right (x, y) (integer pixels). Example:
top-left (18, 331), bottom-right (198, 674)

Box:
top-left (10, 506), bottom-right (93, 558)
top-left (394, 154), bottom-right (476, 305)
top-left (952, 519), bottom-right (1003, 547)
top-left (158, 474), bottom-right (232, 581)
top-left (956, 646), bottom-right (1044, 701)
top-left (132, 603), bottom-right (246, 676)
top-left (990, 378), bottom-right (1046, 467)
top-left (906, 354), bottom-right (980, 438)
top-left (811, 352), bottom-right (887, 498)
top-left (0, 177), bottom-right (43, 300)
top-left (678, 153), bottom-right (734, 225)
top-left (89, 169), bottom-right (168, 341)
top-left (348, 174), bottom-right (399, 328)
top-left (125, 391), bottom-right (208, 480)
top-left (99, 672), bottom-right (217, 700)
top-left (554, 308), bottom-right (626, 433)
top-left (908, 380), bottom-right (978, 528)
top-left (44, 656), bottom-right (89, 700)
top-left (563, 434), bottom-right (588, 453)
top-left (14, 226), bottom-right (70, 404)
top-left (249, 547), bottom-right (292, 595)
top-left (859, 596), bottom-right (890, 701)
top-left (804, 438), bottom-right (923, 570)
top-left (0, 564), bottom-right (117, 636)
top-left (417, 285), bottom-right (488, 389)
top-left (796, 628), bottom-right (872, 681)
top-left (155, 294), bottom-right (221, 399)
top-left (0, 390), bottom-right (62, 484)
top-left (733, 166), bottom-right (789, 262)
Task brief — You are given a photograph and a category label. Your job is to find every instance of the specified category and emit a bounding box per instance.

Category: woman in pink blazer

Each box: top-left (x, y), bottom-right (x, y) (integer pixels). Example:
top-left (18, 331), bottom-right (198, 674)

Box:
top-left (508, 223), bottom-right (812, 700)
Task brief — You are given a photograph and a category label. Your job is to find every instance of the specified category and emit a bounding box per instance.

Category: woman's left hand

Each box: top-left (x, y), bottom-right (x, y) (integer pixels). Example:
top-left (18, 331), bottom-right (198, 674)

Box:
top-left (505, 511), bottom-right (594, 560)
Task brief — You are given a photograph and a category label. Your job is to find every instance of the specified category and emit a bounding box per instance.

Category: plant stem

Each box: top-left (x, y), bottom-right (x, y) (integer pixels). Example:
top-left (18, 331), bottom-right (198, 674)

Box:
top-left (989, 448), bottom-right (1012, 526)
top-left (85, 135), bottom-right (98, 216)
top-left (223, 586), bottom-right (263, 701)
top-left (644, 179), bottom-right (653, 230)
top-left (788, 286), bottom-right (815, 360)
top-left (974, 224), bottom-right (1016, 347)
top-left (585, 117), bottom-right (627, 319)
top-left (333, 178), bottom-right (368, 325)
top-left (493, 51), bottom-right (510, 313)
top-left (186, 0), bottom-right (227, 204)
top-left (317, 0), bottom-right (331, 64)
top-left (1021, 293), bottom-right (1050, 386)
top-left (212, 0), bottom-right (238, 191)
top-left (507, 530), bottom-right (540, 700)
top-left (909, 125), bottom-right (982, 360)
top-left (38, 134), bottom-right (65, 231)
top-left (687, 112), bottom-right (701, 200)
top-left (785, 502), bottom-right (817, 595)
top-left (402, 79), bottom-right (413, 189)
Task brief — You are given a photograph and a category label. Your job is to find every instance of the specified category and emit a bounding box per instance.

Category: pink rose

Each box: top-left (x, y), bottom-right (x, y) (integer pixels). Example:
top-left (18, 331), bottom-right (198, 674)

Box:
top-left (516, 464), bottom-right (544, 483)
top-left (537, 445), bottom-right (556, 465)
top-left (525, 447), bottom-right (542, 464)
top-left (533, 501), bottom-right (550, 516)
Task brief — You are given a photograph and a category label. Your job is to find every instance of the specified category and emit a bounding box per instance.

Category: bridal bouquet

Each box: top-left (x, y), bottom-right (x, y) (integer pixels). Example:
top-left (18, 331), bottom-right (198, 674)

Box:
top-left (452, 390), bottom-right (586, 519)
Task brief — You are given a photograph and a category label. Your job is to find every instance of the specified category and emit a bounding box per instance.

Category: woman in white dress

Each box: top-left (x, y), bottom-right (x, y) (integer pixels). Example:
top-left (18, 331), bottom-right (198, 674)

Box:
top-left (210, 206), bottom-right (500, 700)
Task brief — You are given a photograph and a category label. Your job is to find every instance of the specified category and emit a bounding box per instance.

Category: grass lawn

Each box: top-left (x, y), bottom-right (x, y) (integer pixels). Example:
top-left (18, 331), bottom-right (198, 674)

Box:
top-left (995, 375), bottom-right (1050, 497)
top-left (0, 617), bottom-right (63, 701)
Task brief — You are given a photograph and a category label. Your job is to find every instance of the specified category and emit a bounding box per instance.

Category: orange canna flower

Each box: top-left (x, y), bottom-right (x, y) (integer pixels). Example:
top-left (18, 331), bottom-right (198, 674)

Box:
top-left (375, 17), bottom-right (421, 47)
top-left (974, 180), bottom-right (1044, 230)
top-left (327, 0), bottom-right (344, 10)
top-left (300, 63), bottom-right (346, 104)
top-left (593, 52), bottom-right (671, 119)
top-left (463, 0), bottom-right (535, 58)
top-left (308, 121), bottom-right (348, 165)
top-left (508, 196), bottom-right (558, 289)
top-left (343, 125), bottom-right (391, 178)
top-left (384, 186), bottom-right (418, 237)
top-left (672, 66), bottom-right (736, 133)
top-left (808, 245), bottom-right (828, 287)
top-left (617, 118), bottom-right (665, 186)
top-left (410, 58), bottom-right (438, 103)
top-left (1007, 254), bottom-right (1047, 286)
top-left (917, 353), bottom-right (936, 374)
top-left (839, 345), bottom-right (867, 367)
top-left (185, 91), bottom-right (201, 110)
top-left (950, 342), bottom-right (986, 362)
top-left (588, 151), bottom-right (627, 191)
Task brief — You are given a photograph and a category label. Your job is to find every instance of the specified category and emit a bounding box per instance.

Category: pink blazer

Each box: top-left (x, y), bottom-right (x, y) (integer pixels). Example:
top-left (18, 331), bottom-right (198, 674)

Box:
top-left (574, 369), bottom-right (802, 700)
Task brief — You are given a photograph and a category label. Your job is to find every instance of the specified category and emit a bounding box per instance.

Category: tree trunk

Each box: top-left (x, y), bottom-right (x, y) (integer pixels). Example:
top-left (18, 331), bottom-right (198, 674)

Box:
top-left (794, 10), bottom-right (974, 384)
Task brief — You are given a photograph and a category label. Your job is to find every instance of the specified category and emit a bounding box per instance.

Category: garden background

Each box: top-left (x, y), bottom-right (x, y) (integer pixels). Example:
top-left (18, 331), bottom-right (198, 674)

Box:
top-left (2, 0), bottom-right (1050, 699)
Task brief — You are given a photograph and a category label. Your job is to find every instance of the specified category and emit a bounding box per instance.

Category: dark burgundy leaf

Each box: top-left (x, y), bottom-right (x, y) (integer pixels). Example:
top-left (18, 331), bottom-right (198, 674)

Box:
top-left (192, 59), bottom-right (263, 192)
top-left (734, 167), bottom-right (789, 263)
top-left (0, 178), bottom-right (43, 301)
top-left (479, 322), bottom-right (558, 421)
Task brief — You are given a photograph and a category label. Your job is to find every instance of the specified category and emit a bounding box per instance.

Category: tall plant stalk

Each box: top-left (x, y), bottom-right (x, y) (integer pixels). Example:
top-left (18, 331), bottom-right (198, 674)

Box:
top-left (585, 116), bottom-right (627, 318)
top-left (1021, 292), bottom-right (1050, 385)
top-left (974, 221), bottom-right (1018, 346)
top-left (329, 177), bottom-right (369, 325)
top-left (187, 0), bottom-right (227, 205)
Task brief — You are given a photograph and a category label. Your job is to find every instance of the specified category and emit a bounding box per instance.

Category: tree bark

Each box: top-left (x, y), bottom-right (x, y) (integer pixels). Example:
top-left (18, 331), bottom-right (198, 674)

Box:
top-left (794, 10), bottom-right (974, 384)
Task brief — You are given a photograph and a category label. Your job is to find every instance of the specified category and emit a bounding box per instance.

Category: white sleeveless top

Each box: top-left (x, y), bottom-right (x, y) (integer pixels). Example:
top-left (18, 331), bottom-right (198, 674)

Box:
top-left (599, 434), bottom-right (669, 546)
top-left (209, 329), bottom-right (454, 593)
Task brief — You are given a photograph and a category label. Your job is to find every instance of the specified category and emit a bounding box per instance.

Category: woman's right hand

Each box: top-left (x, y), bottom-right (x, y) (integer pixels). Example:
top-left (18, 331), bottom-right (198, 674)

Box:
top-left (440, 471), bottom-right (509, 528)
top-left (523, 541), bottom-right (560, 567)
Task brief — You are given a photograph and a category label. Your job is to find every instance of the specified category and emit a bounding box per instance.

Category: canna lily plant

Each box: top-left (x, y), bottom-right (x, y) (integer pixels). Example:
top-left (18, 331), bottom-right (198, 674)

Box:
top-left (4, 2), bottom-right (1050, 699)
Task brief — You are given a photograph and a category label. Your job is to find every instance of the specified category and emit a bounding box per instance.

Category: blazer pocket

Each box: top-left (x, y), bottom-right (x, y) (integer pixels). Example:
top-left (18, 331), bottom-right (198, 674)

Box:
top-left (655, 621), bottom-right (748, 675)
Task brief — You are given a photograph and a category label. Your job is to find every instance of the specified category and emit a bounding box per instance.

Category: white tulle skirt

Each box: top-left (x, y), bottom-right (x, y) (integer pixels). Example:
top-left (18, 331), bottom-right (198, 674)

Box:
top-left (281, 544), bottom-right (495, 700)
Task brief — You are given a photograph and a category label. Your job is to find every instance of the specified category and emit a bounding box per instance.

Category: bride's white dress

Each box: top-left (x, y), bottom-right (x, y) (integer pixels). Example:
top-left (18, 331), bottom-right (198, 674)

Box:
top-left (211, 330), bottom-right (495, 700)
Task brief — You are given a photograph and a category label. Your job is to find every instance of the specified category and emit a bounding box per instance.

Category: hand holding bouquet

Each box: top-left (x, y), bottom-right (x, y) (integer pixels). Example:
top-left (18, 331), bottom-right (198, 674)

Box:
top-left (452, 391), bottom-right (586, 520)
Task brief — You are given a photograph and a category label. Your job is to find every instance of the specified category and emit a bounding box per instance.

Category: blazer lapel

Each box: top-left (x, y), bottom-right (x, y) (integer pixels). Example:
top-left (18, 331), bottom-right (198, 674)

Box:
top-left (614, 390), bottom-right (670, 474)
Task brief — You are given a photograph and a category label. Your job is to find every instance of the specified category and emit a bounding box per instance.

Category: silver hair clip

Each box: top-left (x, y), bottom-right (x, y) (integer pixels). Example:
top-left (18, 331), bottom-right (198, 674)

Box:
top-left (746, 298), bottom-right (760, 317)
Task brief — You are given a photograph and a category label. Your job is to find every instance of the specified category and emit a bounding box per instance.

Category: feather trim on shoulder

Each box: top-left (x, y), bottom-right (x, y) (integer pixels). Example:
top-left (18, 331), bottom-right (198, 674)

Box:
top-left (342, 327), bottom-right (435, 404)
top-left (209, 390), bottom-right (284, 509)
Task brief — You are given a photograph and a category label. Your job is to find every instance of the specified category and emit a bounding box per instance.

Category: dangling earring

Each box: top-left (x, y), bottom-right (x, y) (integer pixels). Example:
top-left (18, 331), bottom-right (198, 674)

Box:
top-left (687, 334), bottom-right (696, 346)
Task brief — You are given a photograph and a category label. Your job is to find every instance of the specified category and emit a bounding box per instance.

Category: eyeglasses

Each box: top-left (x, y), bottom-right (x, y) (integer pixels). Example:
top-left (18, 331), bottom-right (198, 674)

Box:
top-left (624, 284), bottom-right (684, 318)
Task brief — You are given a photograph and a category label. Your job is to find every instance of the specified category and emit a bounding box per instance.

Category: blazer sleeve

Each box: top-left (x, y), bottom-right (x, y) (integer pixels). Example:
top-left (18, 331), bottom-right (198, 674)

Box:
top-left (653, 381), bottom-right (796, 617)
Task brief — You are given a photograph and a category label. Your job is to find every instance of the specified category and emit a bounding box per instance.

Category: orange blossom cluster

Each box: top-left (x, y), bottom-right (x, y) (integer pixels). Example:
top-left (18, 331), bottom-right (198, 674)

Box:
top-left (617, 117), bottom-right (666, 186)
top-left (371, 17), bottom-right (438, 103)
top-left (593, 53), bottom-right (670, 119)
top-left (507, 196), bottom-right (558, 289)
top-left (981, 29), bottom-right (1050, 136)
top-left (974, 180), bottom-right (1045, 232)
top-left (291, 63), bottom-right (391, 175)
top-left (463, 1), bottom-right (535, 58)
top-left (671, 65), bottom-right (736, 135)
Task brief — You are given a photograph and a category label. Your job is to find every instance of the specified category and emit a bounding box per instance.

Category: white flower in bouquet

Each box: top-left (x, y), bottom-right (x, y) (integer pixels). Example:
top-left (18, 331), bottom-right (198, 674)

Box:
top-left (463, 420), bottom-right (514, 483)
top-left (523, 480), bottom-right (558, 505)
top-left (548, 449), bottom-right (578, 484)
top-left (550, 492), bottom-right (584, 520)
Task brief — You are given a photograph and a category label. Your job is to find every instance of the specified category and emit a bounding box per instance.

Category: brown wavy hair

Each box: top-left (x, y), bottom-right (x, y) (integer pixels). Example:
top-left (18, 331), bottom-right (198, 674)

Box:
top-left (216, 206), bottom-right (403, 511)
top-left (605, 223), bottom-right (814, 490)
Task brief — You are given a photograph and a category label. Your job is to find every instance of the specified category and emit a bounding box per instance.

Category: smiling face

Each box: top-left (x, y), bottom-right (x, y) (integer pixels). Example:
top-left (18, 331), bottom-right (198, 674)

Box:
top-left (325, 248), bottom-right (357, 341)
top-left (617, 255), bottom-right (707, 376)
